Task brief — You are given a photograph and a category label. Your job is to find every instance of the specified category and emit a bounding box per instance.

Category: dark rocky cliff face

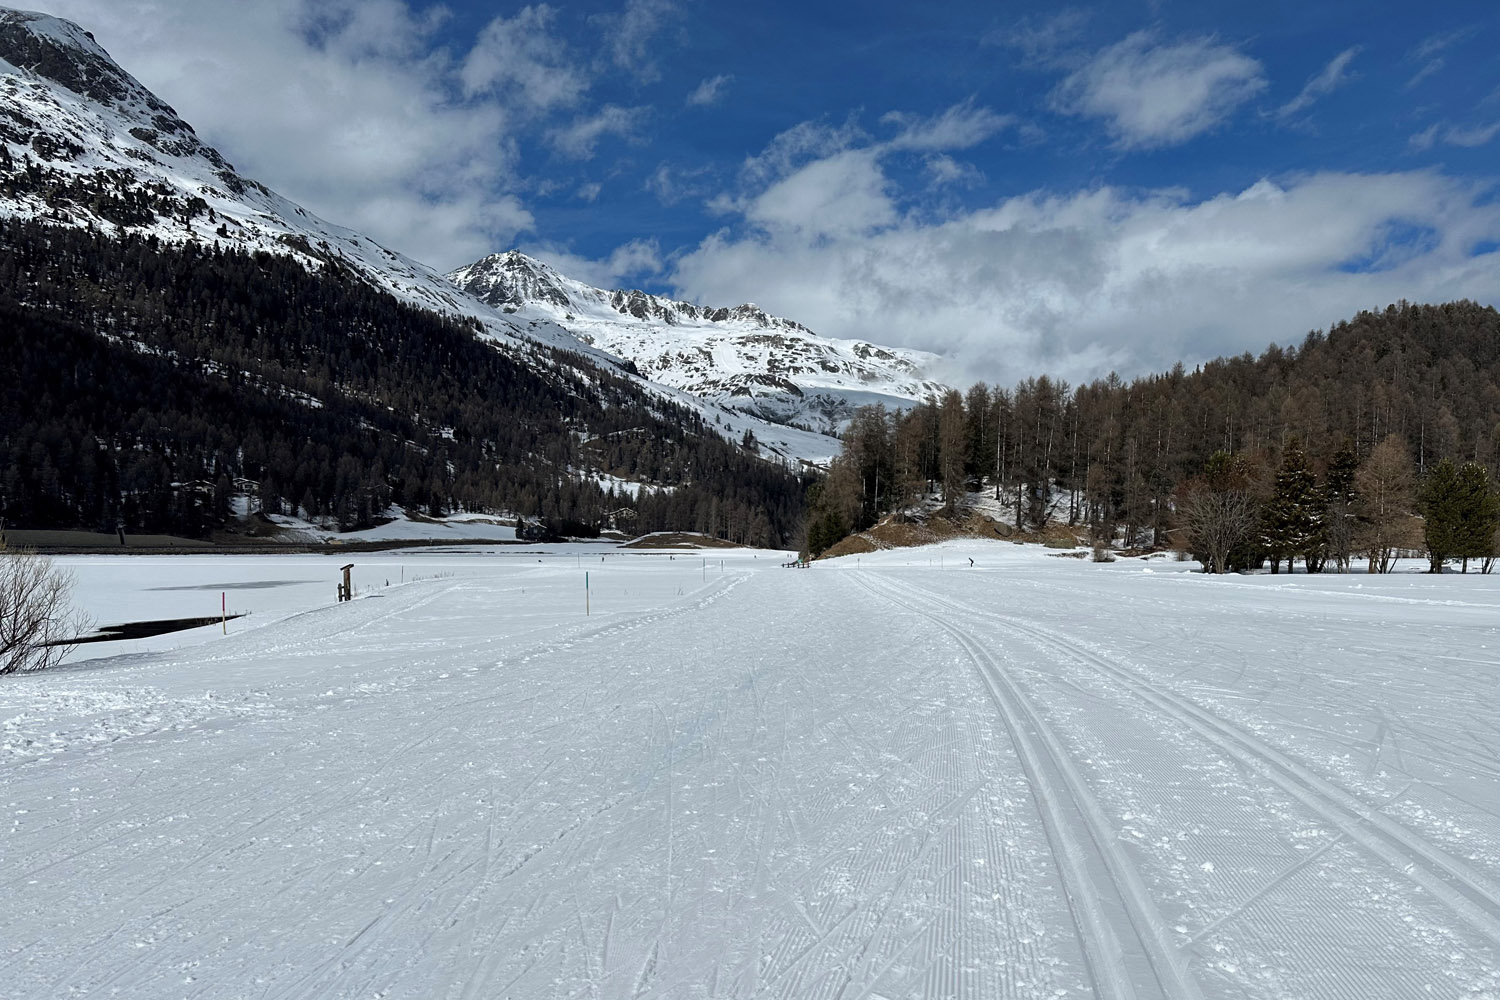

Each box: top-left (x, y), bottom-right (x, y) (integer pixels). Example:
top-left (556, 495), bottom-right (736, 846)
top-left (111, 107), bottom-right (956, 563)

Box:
top-left (0, 9), bottom-right (233, 174)
top-left (1, 10), bottom-right (157, 110)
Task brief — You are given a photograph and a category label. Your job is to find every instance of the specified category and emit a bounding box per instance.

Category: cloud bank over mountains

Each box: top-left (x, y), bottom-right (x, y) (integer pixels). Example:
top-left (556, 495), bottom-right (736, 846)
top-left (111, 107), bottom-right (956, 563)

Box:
top-left (672, 123), bottom-right (1500, 385)
top-left (34, 1), bottom-right (1500, 387)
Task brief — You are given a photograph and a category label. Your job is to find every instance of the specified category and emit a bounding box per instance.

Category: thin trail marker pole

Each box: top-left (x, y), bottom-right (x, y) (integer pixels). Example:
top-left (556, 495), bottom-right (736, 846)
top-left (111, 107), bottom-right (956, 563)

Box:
top-left (221, 592), bottom-right (227, 634)
top-left (586, 571), bottom-right (590, 616)
top-left (702, 558), bottom-right (706, 583)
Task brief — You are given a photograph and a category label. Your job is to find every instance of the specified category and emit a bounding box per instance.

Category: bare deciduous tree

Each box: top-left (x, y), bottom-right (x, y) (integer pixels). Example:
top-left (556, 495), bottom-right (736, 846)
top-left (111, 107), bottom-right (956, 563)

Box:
top-left (1354, 435), bottom-right (1418, 574)
top-left (0, 548), bottom-right (92, 674)
top-left (1178, 488), bottom-right (1258, 574)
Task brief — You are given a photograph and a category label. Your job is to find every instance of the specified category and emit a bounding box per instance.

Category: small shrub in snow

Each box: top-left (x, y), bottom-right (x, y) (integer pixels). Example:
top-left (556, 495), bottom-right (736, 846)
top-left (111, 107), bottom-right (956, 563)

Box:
top-left (0, 548), bottom-right (92, 674)
top-left (1091, 543), bottom-right (1116, 563)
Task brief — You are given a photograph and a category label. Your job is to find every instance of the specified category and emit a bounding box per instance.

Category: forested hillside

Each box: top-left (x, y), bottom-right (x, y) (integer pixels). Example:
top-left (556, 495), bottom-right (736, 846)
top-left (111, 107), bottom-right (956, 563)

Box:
top-left (0, 220), bottom-right (806, 544)
top-left (808, 300), bottom-right (1500, 567)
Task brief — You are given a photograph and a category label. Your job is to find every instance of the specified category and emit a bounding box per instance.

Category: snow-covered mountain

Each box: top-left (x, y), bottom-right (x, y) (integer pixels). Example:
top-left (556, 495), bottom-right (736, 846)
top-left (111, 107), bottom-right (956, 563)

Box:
top-left (0, 7), bottom-right (925, 464)
top-left (449, 250), bottom-right (946, 434)
top-left (0, 7), bottom-right (547, 342)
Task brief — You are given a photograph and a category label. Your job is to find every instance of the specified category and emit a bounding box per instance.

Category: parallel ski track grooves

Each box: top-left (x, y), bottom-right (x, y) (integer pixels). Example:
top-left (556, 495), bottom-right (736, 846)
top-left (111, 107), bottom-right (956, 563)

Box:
top-left (891, 574), bottom-right (1500, 952)
top-left (852, 572), bottom-right (1204, 1000)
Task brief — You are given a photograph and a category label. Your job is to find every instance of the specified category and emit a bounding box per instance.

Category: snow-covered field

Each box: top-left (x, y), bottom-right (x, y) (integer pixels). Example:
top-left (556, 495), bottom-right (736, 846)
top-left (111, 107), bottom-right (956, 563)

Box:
top-left (4, 542), bottom-right (1500, 998)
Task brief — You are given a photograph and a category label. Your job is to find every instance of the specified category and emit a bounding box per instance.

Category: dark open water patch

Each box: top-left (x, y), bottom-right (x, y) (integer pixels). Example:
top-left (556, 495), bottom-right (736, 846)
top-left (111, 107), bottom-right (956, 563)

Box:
top-left (147, 581), bottom-right (304, 591)
top-left (48, 615), bottom-right (248, 646)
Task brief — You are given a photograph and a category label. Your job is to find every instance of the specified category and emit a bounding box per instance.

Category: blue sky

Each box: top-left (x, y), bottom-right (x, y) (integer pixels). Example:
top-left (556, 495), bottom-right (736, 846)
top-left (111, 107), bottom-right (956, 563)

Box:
top-left (42, 0), bottom-right (1500, 383)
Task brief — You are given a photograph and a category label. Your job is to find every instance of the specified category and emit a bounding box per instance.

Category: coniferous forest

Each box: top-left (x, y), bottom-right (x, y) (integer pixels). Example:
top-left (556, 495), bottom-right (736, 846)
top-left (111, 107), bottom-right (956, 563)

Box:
top-left (0, 219), bottom-right (806, 545)
top-left (6, 209), bottom-right (1500, 567)
top-left (807, 300), bottom-right (1500, 571)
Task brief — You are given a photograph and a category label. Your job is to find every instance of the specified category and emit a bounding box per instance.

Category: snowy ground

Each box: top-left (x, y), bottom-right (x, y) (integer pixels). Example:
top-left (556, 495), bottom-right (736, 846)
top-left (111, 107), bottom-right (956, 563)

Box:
top-left (3, 542), bottom-right (1500, 998)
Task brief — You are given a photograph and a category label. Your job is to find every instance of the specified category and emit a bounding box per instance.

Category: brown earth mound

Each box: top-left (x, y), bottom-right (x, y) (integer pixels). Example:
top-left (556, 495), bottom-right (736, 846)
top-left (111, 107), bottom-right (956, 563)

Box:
top-left (817, 507), bottom-right (1087, 560)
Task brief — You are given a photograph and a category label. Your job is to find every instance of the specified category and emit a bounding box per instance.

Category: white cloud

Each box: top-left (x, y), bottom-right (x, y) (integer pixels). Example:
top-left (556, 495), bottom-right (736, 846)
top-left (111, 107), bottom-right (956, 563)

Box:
top-left (925, 155), bottom-right (983, 188)
top-left (1445, 121), bottom-right (1500, 148)
top-left (1276, 46), bottom-right (1360, 120)
top-left (1054, 31), bottom-right (1266, 149)
top-left (1410, 120), bottom-right (1500, 151)
top-left (460, 5), bottom-right (586, 112)
top-left (645, 162), bottom-right (715, 204)
top-left (1409, 124), bottom-right (1440, 152)
top-left (738, 116), bottom-right (867, 186)
top-left (548, 104), bottom-right (649, 159)
top-left (576, 181), bottom-right (603, 201)
top-left (986, 9), bottom-right (1090, 69)
top-left (672, 136), bottom-right (1500, 387)
top-left (597, 0), bottom-right (680, 83)
top-left (526, 238), bottom-right (662, 288)
top-left (745, 149), bottom-right (895, 238)
top-left (40, 0), bottom-right (540, 270)
top-left (882, 99), bottom-right (1016, 151)
top-left (1406, 27), bottom-right (1473, 89)
top-left (686, 73), bottom-right (732, 107)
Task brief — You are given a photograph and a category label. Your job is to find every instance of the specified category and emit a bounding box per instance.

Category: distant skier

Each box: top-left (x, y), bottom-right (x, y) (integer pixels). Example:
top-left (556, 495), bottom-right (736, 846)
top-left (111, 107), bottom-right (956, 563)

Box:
top-left (968, 557), bottom-right (974, 568)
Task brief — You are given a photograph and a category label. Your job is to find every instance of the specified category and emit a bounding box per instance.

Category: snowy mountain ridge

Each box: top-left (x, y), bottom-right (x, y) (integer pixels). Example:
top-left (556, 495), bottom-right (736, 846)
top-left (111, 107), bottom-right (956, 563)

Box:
top-left (0, 7), bottom-right (537, 338)
top-left (0, 7), bottom-right (850, 464)
top-left (449, 250), bottom-right (947, 434)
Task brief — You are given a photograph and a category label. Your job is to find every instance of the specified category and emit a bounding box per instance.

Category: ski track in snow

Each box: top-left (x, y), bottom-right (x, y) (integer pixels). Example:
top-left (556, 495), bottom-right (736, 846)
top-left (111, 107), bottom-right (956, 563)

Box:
top-left (3, 545), bottom-right (1500, 998)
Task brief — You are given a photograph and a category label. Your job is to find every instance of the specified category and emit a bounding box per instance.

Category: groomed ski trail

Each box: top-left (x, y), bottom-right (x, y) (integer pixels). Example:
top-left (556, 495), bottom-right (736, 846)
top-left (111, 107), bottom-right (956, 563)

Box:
top-left (853, 571), bottom-right (1204, 1000)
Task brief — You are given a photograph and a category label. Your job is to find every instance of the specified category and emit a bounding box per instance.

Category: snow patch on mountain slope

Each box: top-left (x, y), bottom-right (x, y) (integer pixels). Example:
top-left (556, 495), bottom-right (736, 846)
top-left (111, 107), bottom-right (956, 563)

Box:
top-left (449, 250), bottom-right (947, 433)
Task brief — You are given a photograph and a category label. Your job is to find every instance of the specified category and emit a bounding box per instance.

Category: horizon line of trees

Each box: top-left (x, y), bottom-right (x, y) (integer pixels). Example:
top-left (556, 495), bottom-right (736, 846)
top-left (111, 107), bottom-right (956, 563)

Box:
top-left (806, 299), bottom-right (1500, 572)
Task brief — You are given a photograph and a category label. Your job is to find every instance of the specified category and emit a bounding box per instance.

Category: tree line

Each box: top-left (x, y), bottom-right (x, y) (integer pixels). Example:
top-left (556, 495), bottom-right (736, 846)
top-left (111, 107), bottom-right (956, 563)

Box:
top-left (0, 219), bottom-right (806, 545)
top-left (807, 299), bottom-right (1500, 572)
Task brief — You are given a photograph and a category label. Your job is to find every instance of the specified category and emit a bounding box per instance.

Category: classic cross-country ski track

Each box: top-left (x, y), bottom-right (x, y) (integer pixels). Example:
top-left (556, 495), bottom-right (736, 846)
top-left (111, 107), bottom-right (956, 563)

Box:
top-left (853, 571), bottom-right (1205, 1000)
top-left (4, 544), bottom-right (1500, 999)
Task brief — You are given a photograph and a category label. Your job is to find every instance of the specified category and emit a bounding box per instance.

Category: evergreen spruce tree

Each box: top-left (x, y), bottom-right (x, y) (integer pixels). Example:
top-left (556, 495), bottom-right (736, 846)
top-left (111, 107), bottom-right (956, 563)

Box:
top-left (1454, 461), bottom-right (1500, 573)
top-left (1259, 438), bottom-right (1324, 573)
top-left (1418, 458), bottom-right (1461, 573)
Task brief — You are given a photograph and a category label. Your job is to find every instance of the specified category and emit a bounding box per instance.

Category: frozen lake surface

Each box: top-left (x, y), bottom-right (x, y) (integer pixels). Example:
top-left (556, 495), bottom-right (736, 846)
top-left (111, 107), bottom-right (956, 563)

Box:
top-left (3, 542), bottom-right (1500, 998)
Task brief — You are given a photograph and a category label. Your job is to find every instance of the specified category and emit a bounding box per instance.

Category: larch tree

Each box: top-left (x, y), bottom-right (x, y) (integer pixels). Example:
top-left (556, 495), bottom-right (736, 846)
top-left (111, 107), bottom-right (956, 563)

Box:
top-left (1324, 439), bottom-right (1360, 573)
top-left (938, 390), bottom-right (968, 513)
top-left (1354, 434), bottom-right (1417, 574)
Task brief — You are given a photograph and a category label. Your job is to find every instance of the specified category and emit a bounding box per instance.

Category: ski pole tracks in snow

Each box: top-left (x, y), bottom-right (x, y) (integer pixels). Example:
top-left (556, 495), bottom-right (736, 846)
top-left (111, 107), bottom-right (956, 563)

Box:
top-left (853, 572), bottom-right (1205, 1000)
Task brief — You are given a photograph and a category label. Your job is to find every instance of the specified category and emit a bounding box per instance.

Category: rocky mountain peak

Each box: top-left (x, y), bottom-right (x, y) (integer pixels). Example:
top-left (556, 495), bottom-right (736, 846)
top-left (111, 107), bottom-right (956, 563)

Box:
top-left (448, 250), bottom-right (574, 310)
top-left (0, 6), bottom-right (234, 176)
top-left (445, 248), bottom-right (944, 434)
top-left (0, 9), bottom-right (164, 113)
